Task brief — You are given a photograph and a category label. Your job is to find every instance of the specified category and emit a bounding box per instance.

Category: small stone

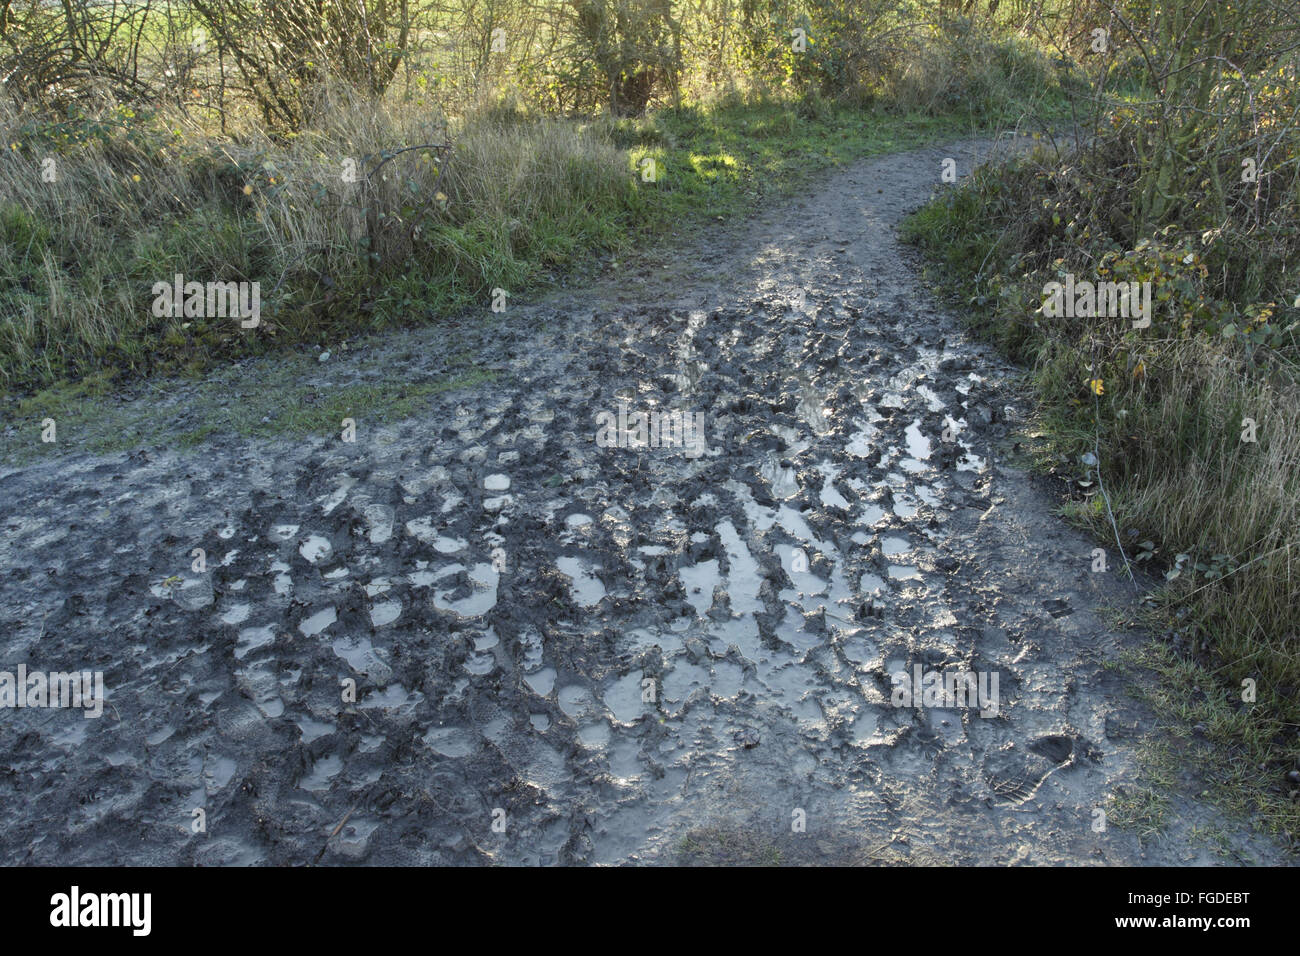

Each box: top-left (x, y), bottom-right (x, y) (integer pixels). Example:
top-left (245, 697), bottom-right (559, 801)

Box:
top-left (319, 350), bottom-right (330, 362)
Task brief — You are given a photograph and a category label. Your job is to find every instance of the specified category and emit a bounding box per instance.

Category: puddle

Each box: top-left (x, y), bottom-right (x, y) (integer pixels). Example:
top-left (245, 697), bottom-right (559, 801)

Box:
top-left (299, 535), bottom-right (331, 564)
top-left (716, 520), bottom-right (763, 614)
top-left (424, 727), bottom-right (474, 758)
top-left (299, 755), bottom-right (343, 791)
top-left (555, 557), bottom-right (606, 607)
top-left (758, 454), bottom-right (800, 500)
top-left (881, 536), bottom-right (910, 557)
top-left (299, 606), bottom-right (337, 637)
top-left (604, 671), bottom-right (647, 723)
top-left (859, 572), bottom-right (886, 594)
top-left (433, 563), bottom-right (500, 617)
top-left (558, 685), bottom-right (594, 719)
top-left (297, 718), bottom-right (335, 743)
top-left (370, 601), bottom-right (401, 627)
top-left (525, 668), bottom-right (556, 696)
top-left (363, 504), bottom-right (394, 545)
top-left (331, 634), bottom-right (382, 673)
top-left (220, 603), bottom-right (250, 626)
top-left (678, 558), bottom-right (721, 616)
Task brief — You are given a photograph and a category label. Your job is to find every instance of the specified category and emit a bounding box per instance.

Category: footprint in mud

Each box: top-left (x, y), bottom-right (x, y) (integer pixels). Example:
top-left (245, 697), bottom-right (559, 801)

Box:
top-left (982, 735), bottom-right (1093, 804)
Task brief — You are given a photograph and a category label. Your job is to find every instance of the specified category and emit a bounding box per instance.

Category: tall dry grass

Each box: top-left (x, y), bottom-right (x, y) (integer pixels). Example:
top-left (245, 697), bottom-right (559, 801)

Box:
top-left (0, 85), bottom-right (631, 390)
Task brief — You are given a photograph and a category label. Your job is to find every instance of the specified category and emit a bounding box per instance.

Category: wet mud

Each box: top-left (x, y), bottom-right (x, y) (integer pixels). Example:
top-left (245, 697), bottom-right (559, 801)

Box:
top-left (0, 136), bottom-right (1286, 865)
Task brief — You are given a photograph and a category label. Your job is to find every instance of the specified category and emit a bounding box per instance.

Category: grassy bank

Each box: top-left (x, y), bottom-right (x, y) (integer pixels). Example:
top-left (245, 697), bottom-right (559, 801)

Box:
top-left (902, 80), bottom-right (1300, 846)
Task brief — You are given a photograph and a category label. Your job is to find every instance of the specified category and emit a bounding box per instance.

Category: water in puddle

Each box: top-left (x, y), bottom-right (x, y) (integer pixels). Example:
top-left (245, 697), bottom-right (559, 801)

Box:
top-left (916, 384), bottom-right (946, 411)
top-left (578, 722), bottom-right (611, 749)
top-left (678, 558), bottom-right (720, 616)
top-left (893, 494), bottom-right (919, 519)
top-left (661, 662), bottom-right (708, 705)
top-left (519, 627), bottom-right (544, 672)
top-left (319, 480), bottom-right (353, 515)
top-left (424, 727), bottom-right (473, 758)
top-left (852, 709), bottom-right (882, 744)
top-left (331, 633), bottom-right (381, 672)
top-left (605, 671), bottom-right (647, 723)
top-left (299, 606), bottom-right (336, 637)
top-left (817, 461), bottom-right (851, 510)
top-left (881, 536), bottom-right (909, 557)
top-left (609, 739), bottom-right (642, 780)
top-left (363, 504), bottom-right (394, 545)
top-left (297, 717), bottom-right (335, 743)
top-left (433, 563), bottom-right (500, 617)
top-left (271, 560), bottom-right (292, 596)
top-left (370, 601), bottom-right (401, 627)
top-left (711, 661), bottom-right (744, 698)
top-left (525, 667), bottom-right (556, 696)
top-left (555, 556), bottom-right (605, 607)
top-left (845, 421), bottom-right (879, 458)
top-left (759, 454), bottom-right (800, 499)
top-left (859, 572), bottom-right (886, 594)
top-left (558, 685), bottom-right (593, 718)
top-left (299, 535), bottom-right (331, 564)
top-left (220, 603), bottom-right (250, 625)
top-left (860, 504), bottom-right (887, 526)
top-left (716, 520), bottom-right (763, 614)
top-left (905, 420), bottom-right (932, 459)
top-left (361, 685), bottom-right (422, 711)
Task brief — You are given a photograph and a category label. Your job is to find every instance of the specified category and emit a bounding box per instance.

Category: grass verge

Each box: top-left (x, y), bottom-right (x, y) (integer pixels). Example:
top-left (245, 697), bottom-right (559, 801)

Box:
top-left (902, 111), bottom-right (1300, 850)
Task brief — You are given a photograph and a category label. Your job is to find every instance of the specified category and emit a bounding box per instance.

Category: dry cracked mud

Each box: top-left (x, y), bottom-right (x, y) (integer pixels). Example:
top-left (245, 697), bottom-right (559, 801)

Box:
top-left (0, 135), bottom-right (1288, 866)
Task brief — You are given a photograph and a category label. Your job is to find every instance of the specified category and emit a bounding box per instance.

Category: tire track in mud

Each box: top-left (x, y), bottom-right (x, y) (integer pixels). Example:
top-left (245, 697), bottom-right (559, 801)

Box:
top-left (0, 136), bottom-right (1287, 865)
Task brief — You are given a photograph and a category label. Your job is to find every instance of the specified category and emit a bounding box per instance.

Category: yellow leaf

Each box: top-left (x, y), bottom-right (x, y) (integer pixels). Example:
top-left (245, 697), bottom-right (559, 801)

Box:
top-left (1089, 379), bottom-right (1105, 395)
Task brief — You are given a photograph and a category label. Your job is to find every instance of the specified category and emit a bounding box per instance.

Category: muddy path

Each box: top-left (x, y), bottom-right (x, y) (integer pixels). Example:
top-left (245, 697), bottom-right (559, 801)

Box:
top-left (0, 135), bottom-right (1288, 866)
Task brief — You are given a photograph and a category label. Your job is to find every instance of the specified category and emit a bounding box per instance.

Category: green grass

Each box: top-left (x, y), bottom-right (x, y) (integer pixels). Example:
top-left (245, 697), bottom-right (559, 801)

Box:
top-left (0, 347), bottom-right (496, 464)
top-left (902, 115), bottom-right (1300, 852)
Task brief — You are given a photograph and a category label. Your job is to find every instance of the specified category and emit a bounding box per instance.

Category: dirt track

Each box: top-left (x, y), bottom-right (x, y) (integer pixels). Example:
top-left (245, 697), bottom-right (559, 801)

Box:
top-left (0, 135), bottom-right (1287, 865)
